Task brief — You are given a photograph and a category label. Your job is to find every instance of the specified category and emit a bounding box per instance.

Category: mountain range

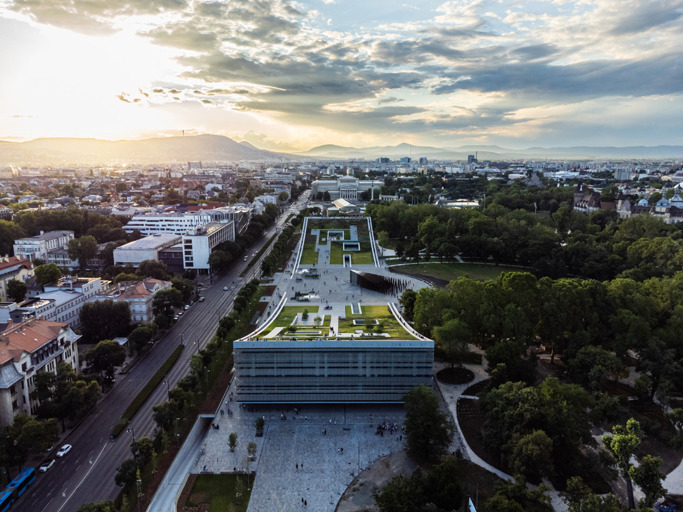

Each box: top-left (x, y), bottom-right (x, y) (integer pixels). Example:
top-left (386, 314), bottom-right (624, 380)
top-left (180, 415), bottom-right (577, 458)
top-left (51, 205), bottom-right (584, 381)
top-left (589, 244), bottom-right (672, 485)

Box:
top-left (302, 142), bottom-right (683, 160)
top-left (0, 134), bottom-right (682, 166)
top-left (0, 134), bottom-right (294, 166)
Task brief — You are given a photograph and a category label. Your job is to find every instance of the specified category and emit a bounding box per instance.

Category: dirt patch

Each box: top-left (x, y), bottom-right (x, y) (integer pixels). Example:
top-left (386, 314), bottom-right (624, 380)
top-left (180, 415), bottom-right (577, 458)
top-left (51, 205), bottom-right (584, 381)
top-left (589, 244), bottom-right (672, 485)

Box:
top-left (463, 379), bottom-right (490, 397)
top-left (178, 473), bottom-right (198, 511)
top-left (255, 301), bottom-right (268, 315)
top-left (436, 367), bottom-right (475, 385)
top-left (457, 398), bottom-right (500, 470)
top-left (336, 451), bottom-right (416, 512)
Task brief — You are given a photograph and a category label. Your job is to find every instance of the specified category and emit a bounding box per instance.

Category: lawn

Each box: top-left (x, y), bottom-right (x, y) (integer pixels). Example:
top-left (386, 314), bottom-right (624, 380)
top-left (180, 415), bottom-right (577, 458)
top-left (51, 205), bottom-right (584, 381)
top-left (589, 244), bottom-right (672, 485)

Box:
top-left (338, 305), bottom-right (416, 339)
top-left (267, 306), bottom-right (320, 328)
top-left (329, 241), bottom-right (374, 265)
top-left (391, 262), bottom-right (522, 283)
top-left (300, 232), bottom-right (319, 265)
top-left (185, 474), bottom-right (252, 512)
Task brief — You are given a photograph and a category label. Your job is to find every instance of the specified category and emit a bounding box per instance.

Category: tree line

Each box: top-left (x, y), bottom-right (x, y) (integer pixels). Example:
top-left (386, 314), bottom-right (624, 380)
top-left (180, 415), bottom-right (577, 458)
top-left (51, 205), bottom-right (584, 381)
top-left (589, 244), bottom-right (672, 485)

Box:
top-left (368, 190), bottom-right (683, 280)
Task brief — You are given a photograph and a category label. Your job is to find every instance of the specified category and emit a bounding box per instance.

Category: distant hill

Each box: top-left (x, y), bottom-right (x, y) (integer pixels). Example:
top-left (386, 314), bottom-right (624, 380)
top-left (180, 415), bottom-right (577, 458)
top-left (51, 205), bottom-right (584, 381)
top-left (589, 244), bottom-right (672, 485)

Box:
top-left (304, 143), bottom-right (683, 160)
top-left (0, 134), bottom-right (302, 166)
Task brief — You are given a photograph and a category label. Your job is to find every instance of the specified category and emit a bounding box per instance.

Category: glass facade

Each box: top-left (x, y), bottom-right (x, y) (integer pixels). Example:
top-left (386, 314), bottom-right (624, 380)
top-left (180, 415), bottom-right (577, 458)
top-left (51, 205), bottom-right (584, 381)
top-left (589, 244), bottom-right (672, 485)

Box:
top-left (234, 339), bottom-right (434, 403)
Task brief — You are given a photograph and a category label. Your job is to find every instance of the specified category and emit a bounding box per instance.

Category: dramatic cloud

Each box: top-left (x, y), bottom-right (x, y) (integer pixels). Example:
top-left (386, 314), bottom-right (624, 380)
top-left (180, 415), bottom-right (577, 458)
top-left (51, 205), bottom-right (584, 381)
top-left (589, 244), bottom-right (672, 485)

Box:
top-left (3, 0), bottom-right (683, 147)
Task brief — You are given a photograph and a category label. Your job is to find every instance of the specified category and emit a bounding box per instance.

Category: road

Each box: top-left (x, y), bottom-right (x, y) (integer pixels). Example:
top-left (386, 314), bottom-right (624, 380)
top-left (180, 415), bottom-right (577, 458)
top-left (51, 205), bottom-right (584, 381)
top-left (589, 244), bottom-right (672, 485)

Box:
top-left (18, 193), bottom-right (309, 512)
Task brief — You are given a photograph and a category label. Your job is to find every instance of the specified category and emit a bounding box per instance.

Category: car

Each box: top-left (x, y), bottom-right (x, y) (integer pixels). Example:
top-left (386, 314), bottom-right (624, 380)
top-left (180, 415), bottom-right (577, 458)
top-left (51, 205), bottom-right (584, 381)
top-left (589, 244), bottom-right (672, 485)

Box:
top-left (253, 253), bottom-right (257, 257)
top-left (223, 286), bottom-right (228, 291)
top-left (173, 314), bottom-right (179, 321)
top-left (56, 444), bottom-right (72, 457)
top-left (198, 296), bottom-right (205, 302)
top-left (177, 311), bottom-right (183, 316)
top-left (184, 304), bottom-right (190, 311)
top-left (39, 459), bottom-right (55, 472)
top-left (189, 300), bottom-right (194, 306)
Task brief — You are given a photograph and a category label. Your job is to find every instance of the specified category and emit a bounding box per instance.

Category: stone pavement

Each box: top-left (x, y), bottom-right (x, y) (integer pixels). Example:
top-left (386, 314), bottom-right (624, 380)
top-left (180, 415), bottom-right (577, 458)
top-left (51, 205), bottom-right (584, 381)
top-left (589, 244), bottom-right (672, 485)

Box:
top-left (188, 377), bottom-right (408, 512)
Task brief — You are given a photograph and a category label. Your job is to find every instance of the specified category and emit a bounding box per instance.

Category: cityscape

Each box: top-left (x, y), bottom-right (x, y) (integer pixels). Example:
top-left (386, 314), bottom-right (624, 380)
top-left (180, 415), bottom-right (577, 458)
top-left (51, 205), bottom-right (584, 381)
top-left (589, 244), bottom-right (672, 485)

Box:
top-left (1, 2), bottom-right (683, 512)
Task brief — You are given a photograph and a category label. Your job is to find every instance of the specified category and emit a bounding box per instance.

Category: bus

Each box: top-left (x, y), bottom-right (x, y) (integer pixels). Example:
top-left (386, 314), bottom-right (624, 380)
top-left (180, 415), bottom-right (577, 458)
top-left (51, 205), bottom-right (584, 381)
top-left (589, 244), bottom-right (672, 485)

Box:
top-left (0, 491), bottom-right (13, 512)
top-left (6, 468), bottom-right (36, 497)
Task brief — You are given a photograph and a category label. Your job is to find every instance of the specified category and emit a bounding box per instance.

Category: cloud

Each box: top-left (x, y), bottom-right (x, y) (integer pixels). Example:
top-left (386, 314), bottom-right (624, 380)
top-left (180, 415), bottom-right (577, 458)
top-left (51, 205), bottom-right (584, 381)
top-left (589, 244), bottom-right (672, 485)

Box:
top-left (10, 0), bottom-right (187, 34)
top-left (7, 0), bottom-right (683, 145)
top-left (609, 0), bottom-right (683, 35)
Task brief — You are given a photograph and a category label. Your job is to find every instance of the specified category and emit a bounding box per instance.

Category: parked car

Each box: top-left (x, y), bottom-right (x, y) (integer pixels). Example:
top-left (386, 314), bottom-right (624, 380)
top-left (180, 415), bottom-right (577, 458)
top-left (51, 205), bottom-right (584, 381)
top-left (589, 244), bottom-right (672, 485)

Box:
top-left (56, 444), bottom-right (72, 457)
top-left (184, 304), bottom-right (190, 311)
top-left (39, 459), bottom-right (55, 472)
top-left (173, 314), bottom-right (179, 321)
top-left (223, 286), bottom-right (228, 291)
top-left (198, 296), bottom-right (205, 302)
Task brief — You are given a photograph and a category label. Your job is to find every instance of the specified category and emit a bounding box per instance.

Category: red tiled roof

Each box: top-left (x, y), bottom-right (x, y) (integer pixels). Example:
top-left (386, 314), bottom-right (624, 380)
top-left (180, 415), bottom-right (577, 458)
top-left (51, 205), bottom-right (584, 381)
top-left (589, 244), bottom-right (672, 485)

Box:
top-left (0, 319), bottom-right (66, 365)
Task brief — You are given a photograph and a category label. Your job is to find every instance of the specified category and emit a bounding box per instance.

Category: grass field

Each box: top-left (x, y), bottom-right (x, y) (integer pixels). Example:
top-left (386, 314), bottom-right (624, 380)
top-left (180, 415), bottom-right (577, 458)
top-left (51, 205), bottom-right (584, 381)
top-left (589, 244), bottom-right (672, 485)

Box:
top-left (391, 263), bottom-right (522, 283)
top-left (338, 305), bottom-right (416, 339)
top-left (329, 241), bottom-right (374, 265)
top-left (300, 232), bottom-right (319, 265)
top-left (267, 306), bottom-right (320, 328)
top-left (185, 474), bottom-right (252, 512)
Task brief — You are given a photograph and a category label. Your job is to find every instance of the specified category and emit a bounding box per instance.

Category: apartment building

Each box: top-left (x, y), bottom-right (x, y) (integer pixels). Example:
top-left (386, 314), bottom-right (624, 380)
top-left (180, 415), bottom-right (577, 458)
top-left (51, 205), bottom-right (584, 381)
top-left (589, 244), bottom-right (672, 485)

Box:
top-left (0, 318), bottom-right (80, 425)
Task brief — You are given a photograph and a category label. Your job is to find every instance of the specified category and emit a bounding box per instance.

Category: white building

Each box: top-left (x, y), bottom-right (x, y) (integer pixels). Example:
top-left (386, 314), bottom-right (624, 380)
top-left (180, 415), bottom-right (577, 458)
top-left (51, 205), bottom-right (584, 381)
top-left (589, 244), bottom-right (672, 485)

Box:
top-left (114, 234), bottom-right (182, 268)
top-left (0, 256), bottom-right (33, 302)
top-left (123, 212), bottom-right (213, 236)
top-left (13, 230), bottom-right (74, 262)
top-left (0, 318), bottom-right (80, 425)
top-left (88, 278), bottom-right (172, 323)
top-left (36, 290), bottom-right (84, 328)
top-left (311, 177), bottom-right (382, 201)
top-left (182, 221), bottom-right (235, 272)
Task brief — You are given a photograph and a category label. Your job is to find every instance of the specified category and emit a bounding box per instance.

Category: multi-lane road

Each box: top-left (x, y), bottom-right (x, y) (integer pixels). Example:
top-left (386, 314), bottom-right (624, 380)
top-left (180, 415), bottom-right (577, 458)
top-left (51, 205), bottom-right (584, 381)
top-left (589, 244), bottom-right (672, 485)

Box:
top-left (18, 194), bottom-right (308, 512)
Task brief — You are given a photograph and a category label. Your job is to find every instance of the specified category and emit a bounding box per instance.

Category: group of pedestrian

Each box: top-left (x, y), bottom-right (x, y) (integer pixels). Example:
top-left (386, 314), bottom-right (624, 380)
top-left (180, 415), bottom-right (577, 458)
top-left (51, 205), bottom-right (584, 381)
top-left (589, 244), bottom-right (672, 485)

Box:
top-left (376, 421), bottom-right (400, 436)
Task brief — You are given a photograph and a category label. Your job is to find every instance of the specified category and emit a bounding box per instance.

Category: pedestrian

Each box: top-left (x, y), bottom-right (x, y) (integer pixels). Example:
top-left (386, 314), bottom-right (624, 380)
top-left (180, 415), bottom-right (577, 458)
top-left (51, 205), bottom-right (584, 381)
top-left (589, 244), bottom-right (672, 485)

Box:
top-left (304, 500), bottom-right (307, 506)
top-left (296, 463), bottom-right (299, 470)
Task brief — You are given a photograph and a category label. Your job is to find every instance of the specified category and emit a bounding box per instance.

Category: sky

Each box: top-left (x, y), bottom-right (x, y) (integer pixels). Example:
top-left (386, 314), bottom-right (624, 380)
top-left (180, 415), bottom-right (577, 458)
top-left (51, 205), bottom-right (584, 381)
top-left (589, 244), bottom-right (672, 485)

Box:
top-left (1, 0), bottom-right (682, 152)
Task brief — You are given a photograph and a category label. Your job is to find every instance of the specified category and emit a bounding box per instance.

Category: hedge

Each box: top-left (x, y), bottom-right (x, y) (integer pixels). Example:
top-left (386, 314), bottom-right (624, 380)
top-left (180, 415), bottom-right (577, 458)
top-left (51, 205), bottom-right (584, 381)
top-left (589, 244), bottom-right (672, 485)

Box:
top-left (110, 344), bottom-right (184, 438)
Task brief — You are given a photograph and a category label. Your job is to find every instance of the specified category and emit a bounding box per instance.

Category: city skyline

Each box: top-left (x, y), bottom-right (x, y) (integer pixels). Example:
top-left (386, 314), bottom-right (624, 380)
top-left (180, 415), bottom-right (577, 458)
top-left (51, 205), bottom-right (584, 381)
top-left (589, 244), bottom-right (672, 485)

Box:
top-left (1, 0), bottom-right (682, 152)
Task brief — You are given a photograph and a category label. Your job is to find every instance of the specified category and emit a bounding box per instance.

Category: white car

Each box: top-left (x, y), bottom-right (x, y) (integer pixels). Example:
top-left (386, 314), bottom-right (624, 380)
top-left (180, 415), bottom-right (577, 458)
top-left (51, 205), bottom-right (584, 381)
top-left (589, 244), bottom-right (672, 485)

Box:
top-left (223, 286), bottom-right (228, 291)
top-left (39, 459), bottom-right (55, 472)
top-left (56, 444), bottom-right (72, 457)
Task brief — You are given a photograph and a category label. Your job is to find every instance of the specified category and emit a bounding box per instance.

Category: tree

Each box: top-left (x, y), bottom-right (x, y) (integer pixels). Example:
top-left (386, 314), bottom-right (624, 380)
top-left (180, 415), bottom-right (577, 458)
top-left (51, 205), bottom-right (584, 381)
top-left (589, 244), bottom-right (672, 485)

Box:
top-left (67, 235), bottom-right (98, 268)
top-left (152, 288), bottom-right (183, 320)
top-left (229, 432), bottom-right (238, 452)
top-left (399, 289), bottom-right (417, 321)
top-left (434, 318), bottom-right (471, 367)
top-left (171, 277), bottom-right (194, 302)
top-left (377, 230), bottom-right (390, 256)
top-left (630, 454), bottom-right (666, 508)
top-left (34, 263), bottom-right (61, 288)
top-left (137, 260), bottom-right (170, 280)
top-left (0, 220), bottom-right (25, 256)
top-left (6, 279), bottom-right (27, 302)
top-left (603, 418), bottom-right (641, 510)
top-left (482, 477), bottom-right (553, 512)
top-left (507, 430), bottom-right (554, 480)
top-left (278, 191), bottom-right (289, 203)
top-left (565, 478), bottom-right (627, 512)
top-left (131, 437), bottom-right (155, 467)
top-left (80, 300), bottom-right (131, 343)
top-left (374, 474), bottom-right (422, 512)
top-left (85, 339), bottom-right (126, 380)
top-left (76, 502), bottom-right (118, 512)
top-left (127, 324), bottom-right (156, 355)
top-left (113, 272), bottom-right (141, 285)
top-left (247, 442), bottom-right (257, 460)
top-left (115, 458), bottom-right (138, 487)
top-left (403, 386), bottom-right (453, 462)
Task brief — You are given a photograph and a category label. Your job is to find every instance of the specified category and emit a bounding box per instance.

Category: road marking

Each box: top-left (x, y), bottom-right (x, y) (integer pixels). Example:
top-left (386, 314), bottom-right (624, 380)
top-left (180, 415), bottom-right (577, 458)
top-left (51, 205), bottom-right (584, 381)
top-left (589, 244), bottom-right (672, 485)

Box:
top-left (52, 441), bottom-right (109, 512)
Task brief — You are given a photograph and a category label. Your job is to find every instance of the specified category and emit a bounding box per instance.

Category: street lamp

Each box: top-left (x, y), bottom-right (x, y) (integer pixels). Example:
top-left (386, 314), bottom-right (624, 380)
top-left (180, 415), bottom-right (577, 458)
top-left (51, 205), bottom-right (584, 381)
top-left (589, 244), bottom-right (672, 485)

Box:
top-left (180, 333), bottom-right (184, 346)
